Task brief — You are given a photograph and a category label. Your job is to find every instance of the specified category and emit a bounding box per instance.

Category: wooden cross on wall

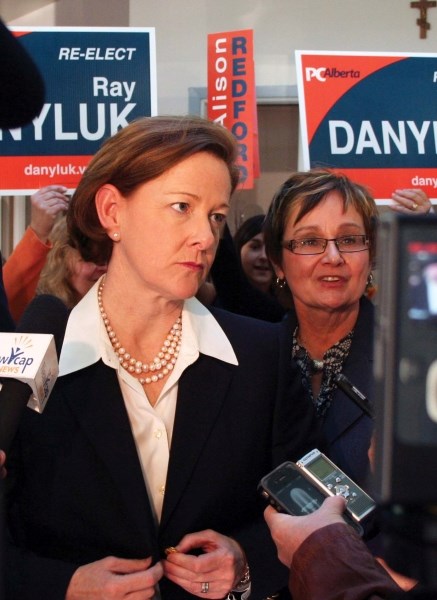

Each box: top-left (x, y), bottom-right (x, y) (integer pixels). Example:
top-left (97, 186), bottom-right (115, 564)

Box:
top-left (411, 0), bottom-right (437, 38)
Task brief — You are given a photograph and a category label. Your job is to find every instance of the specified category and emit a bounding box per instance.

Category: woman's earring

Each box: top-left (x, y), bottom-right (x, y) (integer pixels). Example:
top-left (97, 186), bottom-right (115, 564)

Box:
top-left (365, 272), bottom-right (377, 300)
top-left (276, 277), bottom-right (287, 289)
top-left (112, 232), bottom-right (120, 241)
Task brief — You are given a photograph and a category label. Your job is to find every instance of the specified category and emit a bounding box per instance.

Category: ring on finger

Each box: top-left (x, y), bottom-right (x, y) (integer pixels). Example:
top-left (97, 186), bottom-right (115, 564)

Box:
top-left (201, 582), bottom-right (209, 593)
top-left (412, 202), bottom-right (418, 211)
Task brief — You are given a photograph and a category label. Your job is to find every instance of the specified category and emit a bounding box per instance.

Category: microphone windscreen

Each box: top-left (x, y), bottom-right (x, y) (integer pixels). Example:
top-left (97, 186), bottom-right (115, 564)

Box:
top-left (0, 20), bottom-right (45, 129)
top-left (15, 294), bottom-right (69, 358)
top-left (0, 296), bottom-right (68, 453)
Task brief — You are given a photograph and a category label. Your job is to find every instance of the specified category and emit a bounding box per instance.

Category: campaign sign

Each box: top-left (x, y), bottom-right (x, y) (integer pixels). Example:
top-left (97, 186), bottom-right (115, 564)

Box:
top-left (208, 29), bottom-right (259, 189)
top-left (1, 27), bottom-right (157, 194)
top-left (296, 51), bottom-right (437, 202)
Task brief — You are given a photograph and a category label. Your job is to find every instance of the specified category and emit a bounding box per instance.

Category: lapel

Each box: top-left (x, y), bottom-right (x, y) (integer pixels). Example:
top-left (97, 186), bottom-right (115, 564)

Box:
top-left (324, 298), bottom-right (374, 443)
top-left (61, 361), bottom-right (158, 544)
top-left (159, 353), bottom-right (235, 532)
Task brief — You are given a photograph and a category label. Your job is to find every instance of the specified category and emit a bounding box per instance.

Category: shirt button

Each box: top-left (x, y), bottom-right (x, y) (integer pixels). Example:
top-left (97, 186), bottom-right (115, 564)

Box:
top-left (159, 485), bottom-right (165, 495)
top-left (154, 429), bottom-right (163, 439)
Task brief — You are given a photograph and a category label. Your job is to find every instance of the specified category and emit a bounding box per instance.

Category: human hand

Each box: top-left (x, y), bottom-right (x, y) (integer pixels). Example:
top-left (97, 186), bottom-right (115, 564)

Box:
top-left (0, 449), bottom-right (6, 479)
top-left (30, 185), bottom-right (70, 242)
top-left (264, 495), bottom-right (347, 567)
top-left (65, 555), bottom-right (163, 599)
top-left (390, 189), bottom-right (433, 215)
top-left (163, 529), bottom-right (246, 598)
top-left (368, 433), bottom-right (376, 473)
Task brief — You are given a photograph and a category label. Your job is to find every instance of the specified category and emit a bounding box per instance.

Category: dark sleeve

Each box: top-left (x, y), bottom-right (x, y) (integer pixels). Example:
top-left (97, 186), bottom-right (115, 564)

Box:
top-left (4, 540), bottom-right (78, 600)
top-left (290, 523), bottom-right (405, 600)
top-left (0, 257), bottom-right (15, 332)
top-left (4, 294), bottom-right (74, 598)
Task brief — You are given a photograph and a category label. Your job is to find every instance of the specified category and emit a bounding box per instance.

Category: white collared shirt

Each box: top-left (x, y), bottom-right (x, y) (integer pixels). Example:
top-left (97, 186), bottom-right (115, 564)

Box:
top-left (59, 279), bottom-right (238, 523)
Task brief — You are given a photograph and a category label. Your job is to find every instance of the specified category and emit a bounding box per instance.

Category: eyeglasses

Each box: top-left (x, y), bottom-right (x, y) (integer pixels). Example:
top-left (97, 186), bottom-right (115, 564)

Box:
top-left (282, 235), bottom-right (369, 255)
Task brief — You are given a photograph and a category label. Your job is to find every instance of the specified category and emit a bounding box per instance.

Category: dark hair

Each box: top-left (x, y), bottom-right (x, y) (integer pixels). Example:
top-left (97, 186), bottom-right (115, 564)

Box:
top-left (264, 169), bottom-right (379, 268)
top-left (233, 214), bottom-right (266, 256)
top-left (67, 115), bottom-right (240, 264)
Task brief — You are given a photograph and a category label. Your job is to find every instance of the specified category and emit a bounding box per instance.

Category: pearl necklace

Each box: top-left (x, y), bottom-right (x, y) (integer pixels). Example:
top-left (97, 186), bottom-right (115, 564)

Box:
top-left (98, 281), bottom-right (182, 385)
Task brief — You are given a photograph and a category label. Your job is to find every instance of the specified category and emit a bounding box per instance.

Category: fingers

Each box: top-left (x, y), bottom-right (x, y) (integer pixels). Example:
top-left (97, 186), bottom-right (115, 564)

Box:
top-left (0, 449), bottom-right (6, 479)
top-left (104, 555), bottom-right (154, 574)
top-left (264, 496), bottom-right (349, 567)
top-left (163, 530), bottom-right (242, 599)
top-left (29, 185), bottom-right (71, 240)
top-left (318, 494), bottom-right (347, 516)
top-left (66, 556), bottom-right (163, 600)
top-left (31, 185), bottom-right (70, 212)
top-left (163, 559), bottom-right (229, 599)
top-left (391, 189), bottom-right (432, 214)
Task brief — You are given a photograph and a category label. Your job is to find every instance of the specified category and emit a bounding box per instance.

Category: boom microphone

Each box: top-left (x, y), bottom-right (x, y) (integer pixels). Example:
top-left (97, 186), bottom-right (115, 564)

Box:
top-left (0, 295), bottom-right (68, 454)
top-left (334, 373), bottom-right (374, 420)
top-left (0, 19), bottom-right (45, 129)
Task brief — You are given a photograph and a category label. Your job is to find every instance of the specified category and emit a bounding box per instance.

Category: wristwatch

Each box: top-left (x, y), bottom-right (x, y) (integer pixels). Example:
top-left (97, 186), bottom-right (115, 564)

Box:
top-left (232, 562), bottom-right (251, 593)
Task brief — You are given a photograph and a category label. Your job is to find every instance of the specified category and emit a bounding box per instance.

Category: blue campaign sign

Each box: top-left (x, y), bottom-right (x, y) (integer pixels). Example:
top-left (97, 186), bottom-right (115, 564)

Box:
top-left (310, 57), bottom-right (437, 170)
top-left (1, 27), bottom-right (157, 193)
top-left (296, 51), bottom-right (437, 202)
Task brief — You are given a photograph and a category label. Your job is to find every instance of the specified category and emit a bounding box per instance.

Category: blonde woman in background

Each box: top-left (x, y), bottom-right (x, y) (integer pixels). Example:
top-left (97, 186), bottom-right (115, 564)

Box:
top-left (37, 216), bottom-right (107, 308)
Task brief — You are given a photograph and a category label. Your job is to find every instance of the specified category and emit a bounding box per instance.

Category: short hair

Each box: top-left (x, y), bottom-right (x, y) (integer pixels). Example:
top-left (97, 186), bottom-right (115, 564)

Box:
top-left (263, 169), bottom-right (379, 268)
top-left (67, 115), bottom-right (240, 264)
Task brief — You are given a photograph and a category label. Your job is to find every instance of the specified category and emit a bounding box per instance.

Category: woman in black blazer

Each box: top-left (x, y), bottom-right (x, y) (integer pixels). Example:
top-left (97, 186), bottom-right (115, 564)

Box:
top-left (264, 169), bottom-right (378, 490)
top-left (5, 116), bottom-right (319, 600)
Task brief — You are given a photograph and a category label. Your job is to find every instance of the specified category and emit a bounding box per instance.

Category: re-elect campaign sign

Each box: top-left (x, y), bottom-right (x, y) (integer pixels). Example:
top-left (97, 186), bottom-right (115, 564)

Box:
top-left (296, 51), bottom-right (437, 202)
top-left (1, 27), bottom-right (157, 194)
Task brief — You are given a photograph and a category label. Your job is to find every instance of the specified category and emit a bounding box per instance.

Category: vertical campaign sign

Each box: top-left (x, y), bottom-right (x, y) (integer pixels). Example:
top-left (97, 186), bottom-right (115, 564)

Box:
top-left (296, 51), bottom-right (437, 202)
top-left (208, 29), bottom-right (259, 189)
top-left (0, 27), bottom-right (157, 194)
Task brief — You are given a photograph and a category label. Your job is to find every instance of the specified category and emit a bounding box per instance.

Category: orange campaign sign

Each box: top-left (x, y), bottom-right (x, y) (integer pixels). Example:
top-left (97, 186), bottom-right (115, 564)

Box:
top-left (207, 29), bottom-right (259, 190)
top-left (296, 51), bottom-right (437, 203)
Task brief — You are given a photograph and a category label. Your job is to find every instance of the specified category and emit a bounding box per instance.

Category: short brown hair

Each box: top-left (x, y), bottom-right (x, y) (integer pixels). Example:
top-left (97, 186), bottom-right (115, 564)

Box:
top-left (264, 169), bottom-right (379, 268)
top-left (67, 115), bottom-right (240, 264)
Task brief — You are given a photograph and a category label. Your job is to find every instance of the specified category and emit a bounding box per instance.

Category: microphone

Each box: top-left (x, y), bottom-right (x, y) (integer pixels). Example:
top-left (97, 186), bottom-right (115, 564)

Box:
top-left (0, 19), bottom-right (45, 129)
top-left (0, 295), bottom-right (68, 454)
top-left (334, 373), bottom-right (374, 420)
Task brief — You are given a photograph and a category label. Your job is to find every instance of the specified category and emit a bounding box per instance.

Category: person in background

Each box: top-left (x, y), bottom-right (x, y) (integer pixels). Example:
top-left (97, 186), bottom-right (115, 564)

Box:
top-left (264, 497), bottom-right (408, 600)
top-left (390, 189), bottom-right (434, 215)
top-left (37, 217), bottom-right (107, 308)
top-left (6, 115), bottom-right (319, 600)
top-left (197, 220), bottom-right (286, 322)
top-left (264, 169), bottom-right (378, 490)
top-left (233, 214), bottom-right (288, 317)
top-left (3, 184), bottom-right (69, 321)
top-left (234, 215), bottom-right (278, 296)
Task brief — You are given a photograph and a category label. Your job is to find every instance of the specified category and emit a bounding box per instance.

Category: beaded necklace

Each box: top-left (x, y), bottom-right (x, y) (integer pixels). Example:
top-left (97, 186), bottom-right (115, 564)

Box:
top-left (98, 281), bottom-right (182, 385)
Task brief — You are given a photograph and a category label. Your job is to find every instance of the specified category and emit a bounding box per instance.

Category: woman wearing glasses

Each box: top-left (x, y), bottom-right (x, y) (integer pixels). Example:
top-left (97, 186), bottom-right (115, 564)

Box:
top-left (264, 169), bottom-right (378, 489)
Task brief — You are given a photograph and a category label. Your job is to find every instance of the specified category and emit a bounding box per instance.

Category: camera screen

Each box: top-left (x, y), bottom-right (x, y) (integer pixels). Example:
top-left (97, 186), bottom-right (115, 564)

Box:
top-left (273, 467), bottom-right (326, 516)
top-left (396, 218), bottom-right (437, 446)
top-left (305, 455), bottom-right (335, 481)
top-left (407, 241), bottom-right (437, 321)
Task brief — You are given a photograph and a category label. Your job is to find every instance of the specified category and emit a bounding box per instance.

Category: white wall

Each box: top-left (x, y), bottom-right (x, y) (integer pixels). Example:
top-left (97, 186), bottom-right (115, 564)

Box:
top-left (129, 0), bottom-right (437, 114)
top-left (6, 0), bottom-right (437, 114)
